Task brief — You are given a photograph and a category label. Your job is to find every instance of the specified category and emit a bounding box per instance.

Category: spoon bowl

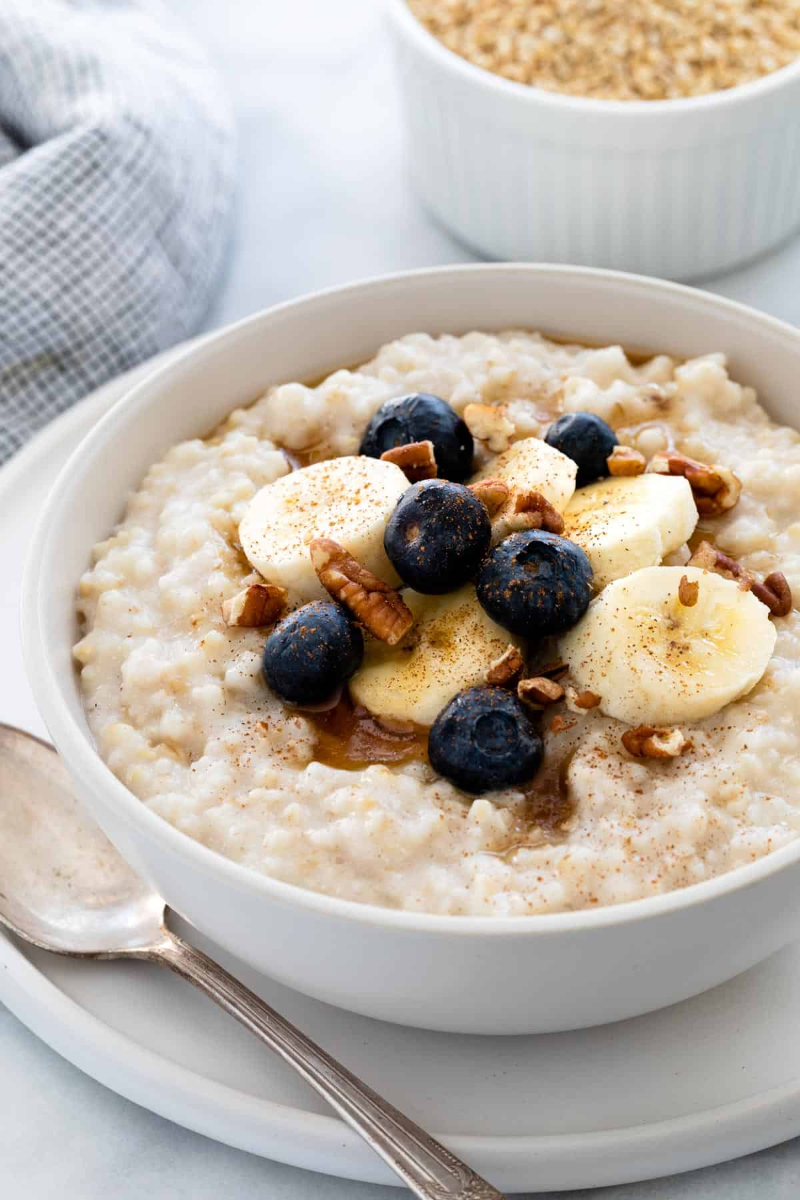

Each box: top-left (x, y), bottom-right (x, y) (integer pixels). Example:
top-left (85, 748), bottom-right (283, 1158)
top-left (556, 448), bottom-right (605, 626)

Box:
top-left (0, 722), bottom-right (503, 1198)
top-left (0, 724), bottom-right (166, 956)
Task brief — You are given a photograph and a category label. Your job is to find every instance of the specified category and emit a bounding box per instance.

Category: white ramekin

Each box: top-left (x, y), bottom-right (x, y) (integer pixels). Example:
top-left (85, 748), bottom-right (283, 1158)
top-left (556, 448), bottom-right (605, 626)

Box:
top-left (21, 264), bottom-right (800, 1034)
top-left (386, 1), bottom-right (800, 280)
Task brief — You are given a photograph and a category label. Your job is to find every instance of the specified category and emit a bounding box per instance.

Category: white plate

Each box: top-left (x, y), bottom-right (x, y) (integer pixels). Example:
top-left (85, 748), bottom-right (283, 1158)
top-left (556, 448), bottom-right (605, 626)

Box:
top-left (5, 361), bottom-right (800, 1194)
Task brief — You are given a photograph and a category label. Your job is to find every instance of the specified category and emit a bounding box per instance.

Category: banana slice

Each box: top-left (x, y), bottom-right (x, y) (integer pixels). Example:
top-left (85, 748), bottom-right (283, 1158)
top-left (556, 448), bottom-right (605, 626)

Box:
top-left (350, 586), bottom-right (521, 726)
top-left (563, 474), bottom-right (697, 588)
top-left (560, 565), bottom-right (776, 726)
top-left (471, 437), bottom-right (577, 512)
top-left (239, 457), bottom-right (408, 601)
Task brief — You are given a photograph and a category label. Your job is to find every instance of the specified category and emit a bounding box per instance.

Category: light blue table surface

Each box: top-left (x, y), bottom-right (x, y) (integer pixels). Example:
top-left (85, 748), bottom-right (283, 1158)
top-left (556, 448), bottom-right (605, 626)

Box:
top-left (4, 1), bottom-right (800, 1195)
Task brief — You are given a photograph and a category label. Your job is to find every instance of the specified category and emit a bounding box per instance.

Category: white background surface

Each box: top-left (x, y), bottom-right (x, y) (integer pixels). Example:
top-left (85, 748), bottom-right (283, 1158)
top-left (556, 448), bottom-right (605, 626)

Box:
top-left (5, 0), bottom-right (800, 1195)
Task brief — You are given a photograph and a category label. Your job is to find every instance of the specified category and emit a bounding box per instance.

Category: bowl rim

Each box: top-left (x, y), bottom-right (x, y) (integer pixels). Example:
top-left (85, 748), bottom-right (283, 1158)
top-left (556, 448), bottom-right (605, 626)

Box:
top-left (22, 261), bottom-right (800, 938)
top-left (385, 0), bottom-right (800, 115)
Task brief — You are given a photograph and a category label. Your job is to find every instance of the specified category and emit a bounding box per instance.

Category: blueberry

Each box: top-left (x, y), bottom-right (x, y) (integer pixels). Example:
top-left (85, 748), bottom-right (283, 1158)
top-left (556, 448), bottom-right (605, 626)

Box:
top-left (360, 393), bottom-right (473, 481)
top-left (476, 530), bottom-right (593, 637)
top-left (384, 479), bottom-right (491, 593)
top-left (429, 685), bottom-right (544, 794)
top-left (544, 412), bottom-right (618, 487)
top-left (262, 601), bottom-right (363, 705)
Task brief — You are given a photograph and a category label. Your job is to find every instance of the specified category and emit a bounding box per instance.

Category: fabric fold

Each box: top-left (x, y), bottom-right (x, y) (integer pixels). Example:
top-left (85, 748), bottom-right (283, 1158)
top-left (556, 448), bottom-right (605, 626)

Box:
top-left (0, 0), bottom-right (235, 462)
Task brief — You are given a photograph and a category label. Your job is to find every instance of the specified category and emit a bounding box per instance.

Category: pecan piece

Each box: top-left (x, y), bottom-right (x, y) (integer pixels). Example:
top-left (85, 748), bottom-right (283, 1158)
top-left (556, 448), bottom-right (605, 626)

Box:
top-left (702, 465), bottom-right (741, 515)
top-left (565, 685), bottom-right (602, 713)
top-left (518, 676), bottom-right (565, 706)
top-left (487, 645), bottom-right (524, 686)
top-left (622, 726), bottom-right (690, 759)
top-left (686, 541), bottom-right (717, 571)
top-left (751, 571), bottom-right (793, 618)
top-left (500, 489), bottom-right (565, 537)
top-left (510, 492), bottom-right (566, 535)
top-left (463, 403), bottom-right (514, 452)
top-left (309, 538), bottom-right (413, 646)
top-left (380, 440), bottom-right (438, 482)
top-left (607, 445), bottom-right (646, 476)
top-left (687, 541), bottom-right (751, 590)
top-left (222, 583), bottom-right (287, 628)
top-left (678, 574), bottom-right (699, 607)
top-left (648, 451), bottom-right (719, 492)
top-left (469, 477), bottom-right (510, 518)
top-left (648, 451), bottom-right (741, 516)
top-left (688, 542), bottom-right (793, 616)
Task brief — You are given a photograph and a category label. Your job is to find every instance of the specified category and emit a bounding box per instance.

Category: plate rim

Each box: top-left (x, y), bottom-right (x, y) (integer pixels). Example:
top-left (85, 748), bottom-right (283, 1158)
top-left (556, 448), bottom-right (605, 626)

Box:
top-left (6, 919), bottom-right (800, 1192)
top-left (4, 357), bottom-right (800, 1192)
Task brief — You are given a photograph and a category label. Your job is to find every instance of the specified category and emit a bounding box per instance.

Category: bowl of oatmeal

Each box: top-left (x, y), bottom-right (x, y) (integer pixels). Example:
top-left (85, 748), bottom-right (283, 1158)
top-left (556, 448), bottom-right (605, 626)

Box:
top-left (386, 0), bottom-right (800, 279)
top-left (21, 264), bottom-right (800, 1034)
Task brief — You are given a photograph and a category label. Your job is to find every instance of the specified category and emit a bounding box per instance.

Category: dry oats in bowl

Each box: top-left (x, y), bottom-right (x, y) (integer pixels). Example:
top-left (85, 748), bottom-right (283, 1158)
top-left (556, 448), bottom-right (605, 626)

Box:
top-left (387, 0), bottom-right (800, 277)
top-left (22, 265), bottom-right (800, 1034)
top-left (408, 0), bottom-right (800, 102)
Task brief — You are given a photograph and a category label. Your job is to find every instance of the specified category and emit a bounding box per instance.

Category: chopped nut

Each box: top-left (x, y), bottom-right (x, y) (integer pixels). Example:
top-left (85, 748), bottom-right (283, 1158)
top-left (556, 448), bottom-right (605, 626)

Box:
top-left (648, 451), bottom-right (741, 516)
top-left (687, 540), bottom-right (751, 589)
top-left (565, 685), bottom-right (602, 714)
top-left (309, 538), bottom-right (413, 646)
top-left (678, 575), bottom-right (699, 607)
top-left (490, 487), bottom-right (566, 545)
top-left (751, 572), bottom-right (793, 618)
top-left (487, 645), bottom-right (524, 686)
top-left (469, 477), bottom-right (510, 518)
top-left (463, 403), bottom-right (515, 453)
top-left (686, 540), bottom-right (716, 570)
top-left (380, 440), bottom-right (438, 482)
top-left (550, 714), bottom-right (576, 734)
top-left (508, 489), bottom-right (565, 535)
top-left (648, 452), bottom-right (720, 491)
top-left (222, 583), bottom-right (287, 628)
top-left (518, 676), bottom-right (565, 706)
top-left (622, 726), bottom-right (690, 759)
top-left (688, 542), bottom-right (793, 617)
top-left (607, 445), bottom-right (646, 476)
top-left (706, 465), bottom-right (741, 514)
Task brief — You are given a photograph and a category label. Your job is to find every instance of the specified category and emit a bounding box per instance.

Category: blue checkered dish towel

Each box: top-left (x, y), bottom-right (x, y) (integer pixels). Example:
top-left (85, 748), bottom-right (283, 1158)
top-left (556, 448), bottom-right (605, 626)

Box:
top-left (0, 0), bottom-right (235, 463)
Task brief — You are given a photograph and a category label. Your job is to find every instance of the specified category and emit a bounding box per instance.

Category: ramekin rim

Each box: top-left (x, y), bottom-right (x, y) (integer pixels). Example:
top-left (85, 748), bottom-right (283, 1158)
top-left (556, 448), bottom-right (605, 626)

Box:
top-left (385, 0), bottom-right (800, 115)
top-left (22, 262), bottom-right (800, 940)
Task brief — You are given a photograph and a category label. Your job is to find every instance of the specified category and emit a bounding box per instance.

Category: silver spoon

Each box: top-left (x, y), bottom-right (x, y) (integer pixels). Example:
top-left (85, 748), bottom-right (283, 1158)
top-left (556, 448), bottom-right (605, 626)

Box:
top-left (0, 724), bottom-right (503, 1199)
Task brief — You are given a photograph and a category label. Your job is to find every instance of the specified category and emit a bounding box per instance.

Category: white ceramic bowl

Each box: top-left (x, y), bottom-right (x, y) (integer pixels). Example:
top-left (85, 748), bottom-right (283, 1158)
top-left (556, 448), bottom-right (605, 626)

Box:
top-left (386, 0), bottom-right (800, 280)
top-left (22, 264), bottom-right (800, 1035)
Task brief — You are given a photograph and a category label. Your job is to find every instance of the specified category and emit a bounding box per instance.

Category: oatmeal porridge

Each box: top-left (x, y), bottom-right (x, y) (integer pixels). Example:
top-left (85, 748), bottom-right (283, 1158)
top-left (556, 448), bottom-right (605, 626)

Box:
top-left (74, 331), bottom-right (800, 916)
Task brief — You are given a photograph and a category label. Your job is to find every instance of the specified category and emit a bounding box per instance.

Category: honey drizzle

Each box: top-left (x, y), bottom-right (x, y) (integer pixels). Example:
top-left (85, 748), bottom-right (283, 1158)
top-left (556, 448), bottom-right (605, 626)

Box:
top-left (306, 692), bottom-right (429, 771)
top-left (488, 750), bottom-right (577, 859)
top-left (307, 694), bottom-right (575, 854)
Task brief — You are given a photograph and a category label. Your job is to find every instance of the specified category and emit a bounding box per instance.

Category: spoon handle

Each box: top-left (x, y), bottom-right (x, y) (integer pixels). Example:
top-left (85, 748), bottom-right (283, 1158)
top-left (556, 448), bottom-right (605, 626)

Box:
top-left (153, 934), bottom-right (504, 1199)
